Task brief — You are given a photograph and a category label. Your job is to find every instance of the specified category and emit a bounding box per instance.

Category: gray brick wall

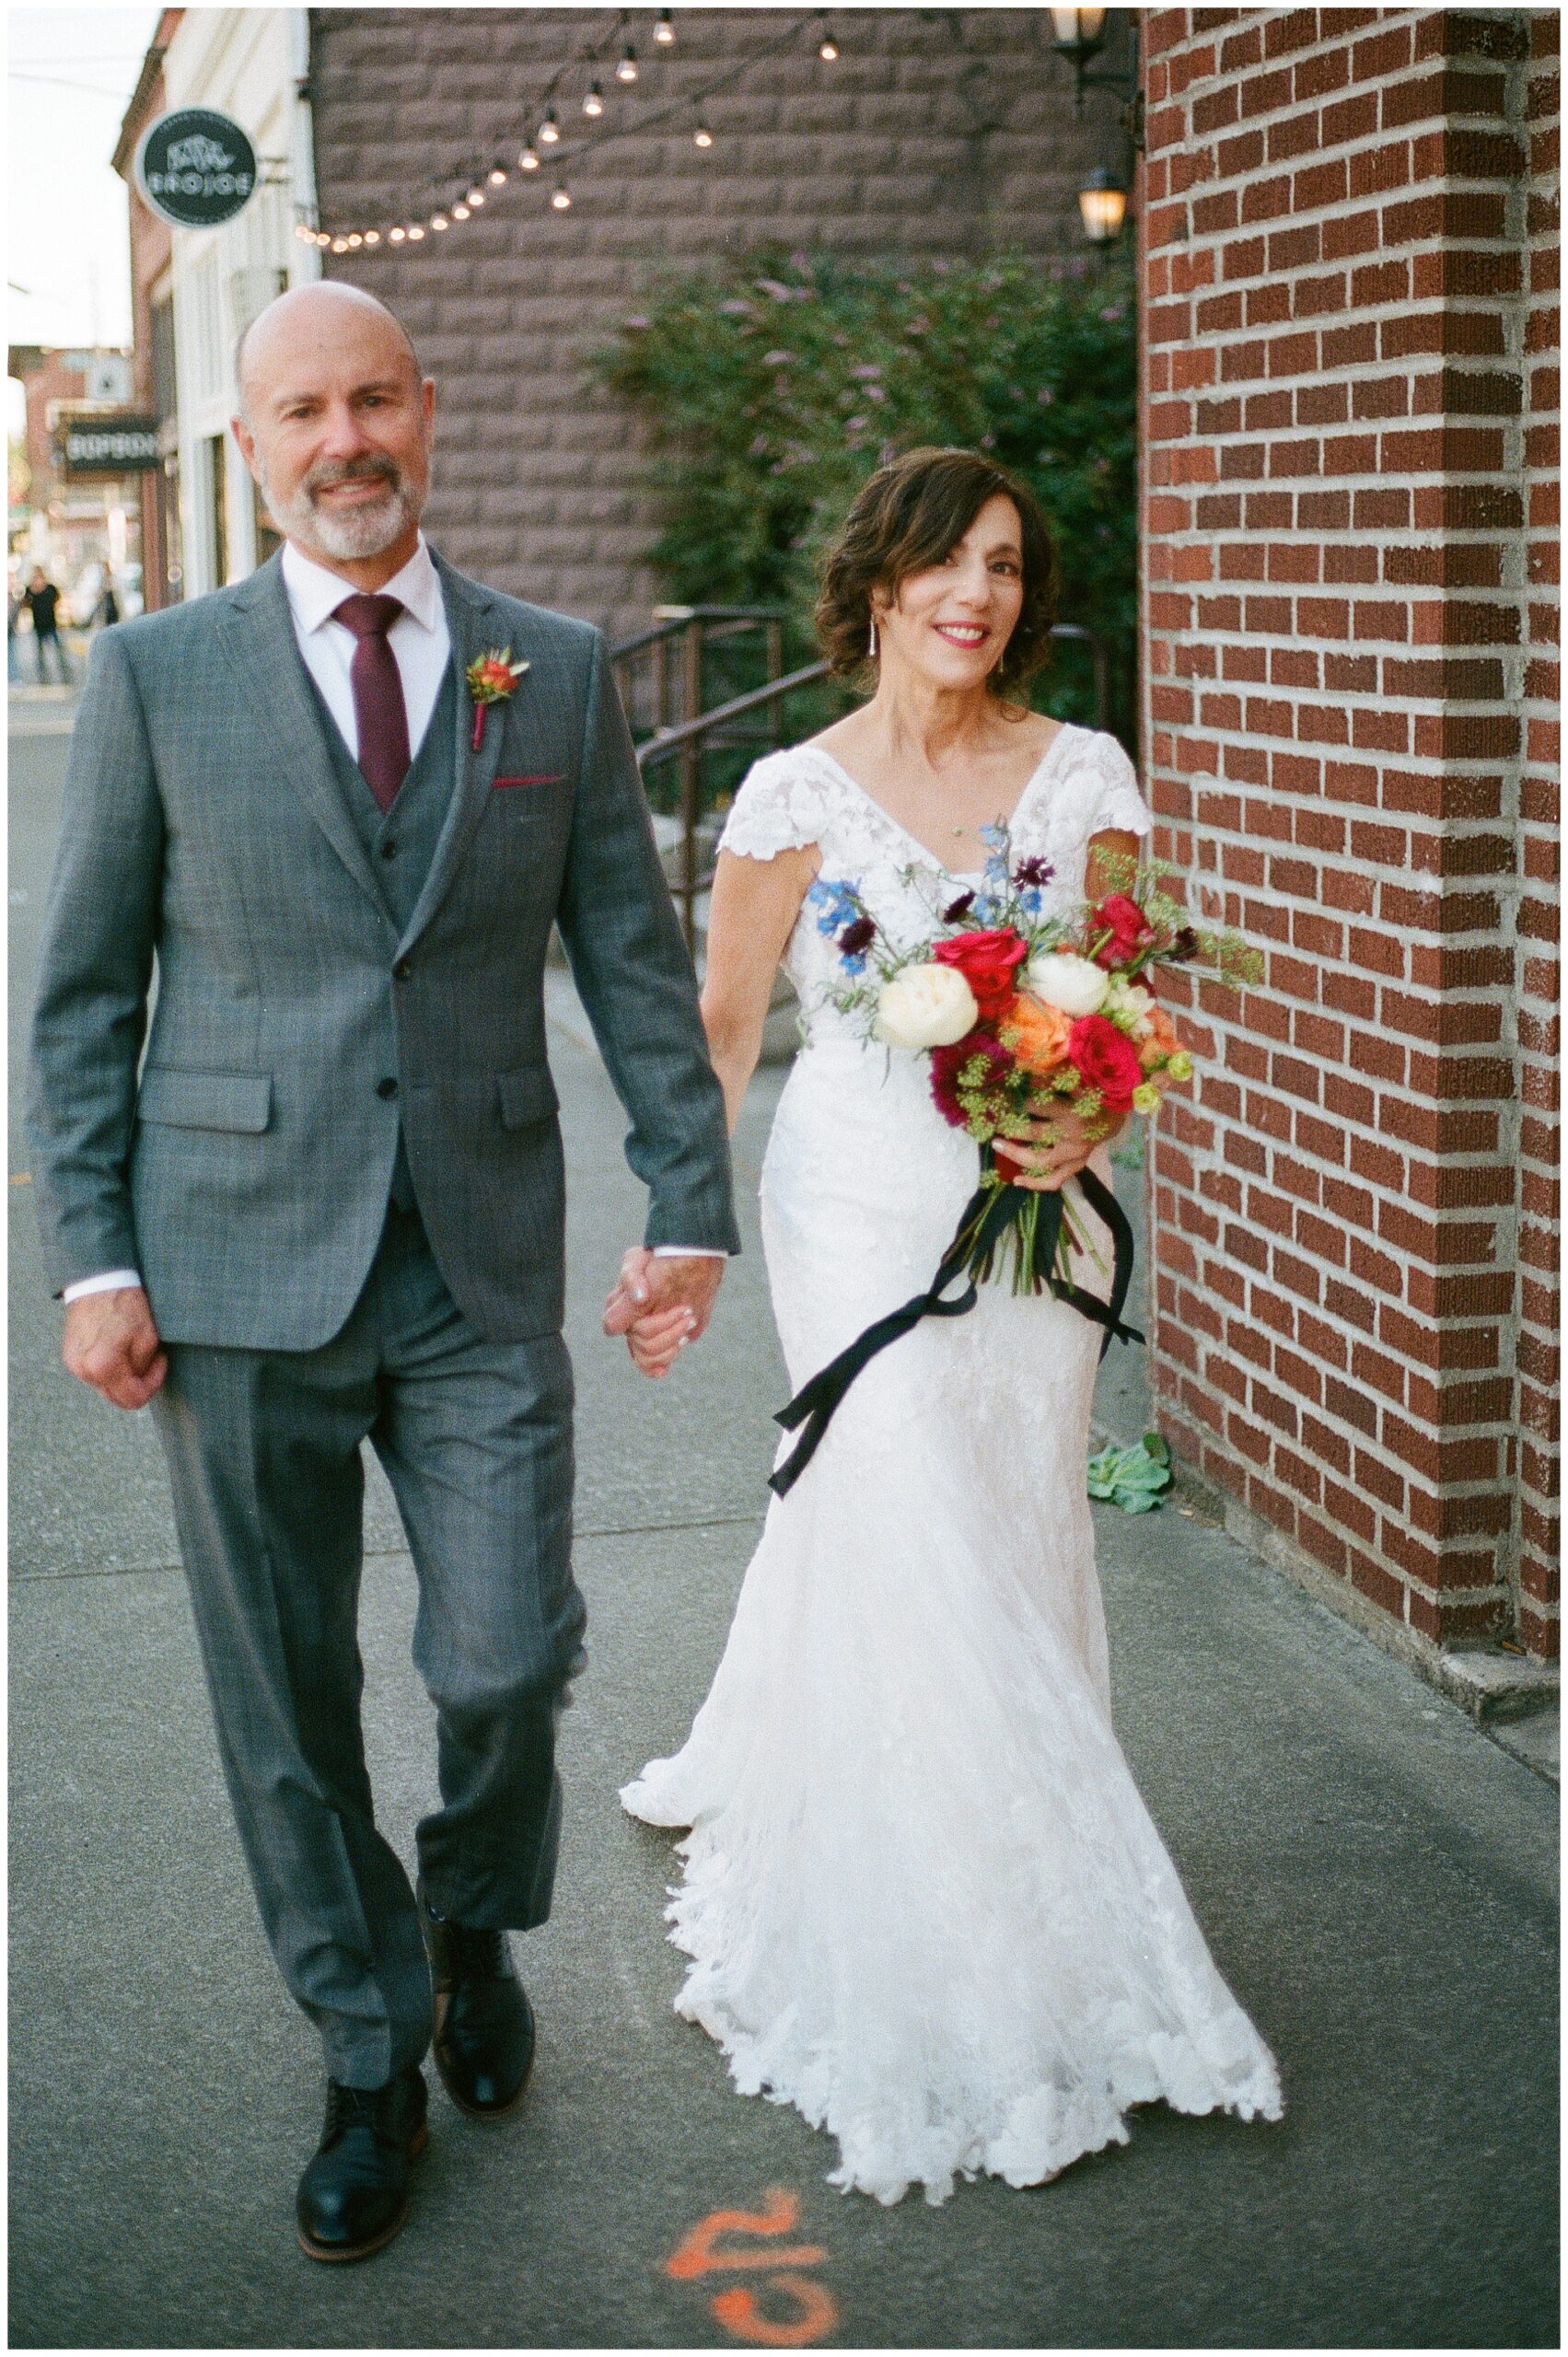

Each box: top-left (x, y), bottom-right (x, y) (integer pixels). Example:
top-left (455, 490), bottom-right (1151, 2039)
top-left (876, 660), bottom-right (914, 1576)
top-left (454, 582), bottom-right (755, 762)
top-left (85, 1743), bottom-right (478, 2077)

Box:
top-left (308, 6), bottom-right (1130, 635)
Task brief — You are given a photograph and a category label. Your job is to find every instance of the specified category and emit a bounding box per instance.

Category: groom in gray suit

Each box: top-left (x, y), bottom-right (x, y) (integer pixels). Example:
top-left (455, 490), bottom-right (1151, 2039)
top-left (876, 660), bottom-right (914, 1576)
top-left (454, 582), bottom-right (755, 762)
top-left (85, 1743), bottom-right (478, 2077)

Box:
top-left (27, 282), bottom-right (738, 2260)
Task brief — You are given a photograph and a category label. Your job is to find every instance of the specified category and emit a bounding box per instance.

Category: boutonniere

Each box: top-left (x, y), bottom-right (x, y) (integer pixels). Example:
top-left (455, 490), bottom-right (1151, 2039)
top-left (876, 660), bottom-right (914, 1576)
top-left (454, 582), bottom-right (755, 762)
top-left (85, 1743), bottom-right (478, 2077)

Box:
top-left (466, 646), bottom-right (529, 752)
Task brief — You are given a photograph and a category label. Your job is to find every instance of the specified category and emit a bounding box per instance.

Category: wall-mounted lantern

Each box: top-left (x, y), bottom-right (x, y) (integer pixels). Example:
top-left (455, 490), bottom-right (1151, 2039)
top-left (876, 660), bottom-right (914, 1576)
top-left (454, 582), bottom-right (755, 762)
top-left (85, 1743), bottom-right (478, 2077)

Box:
top-left (1077, 166), bottom-right (1128, 243)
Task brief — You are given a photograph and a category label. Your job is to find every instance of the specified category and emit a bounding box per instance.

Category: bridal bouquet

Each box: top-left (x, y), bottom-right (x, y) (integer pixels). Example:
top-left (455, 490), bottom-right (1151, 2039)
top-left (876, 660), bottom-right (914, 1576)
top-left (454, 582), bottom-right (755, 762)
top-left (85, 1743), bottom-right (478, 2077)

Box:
top-left (770, 830), bottom-right (1261, 1497)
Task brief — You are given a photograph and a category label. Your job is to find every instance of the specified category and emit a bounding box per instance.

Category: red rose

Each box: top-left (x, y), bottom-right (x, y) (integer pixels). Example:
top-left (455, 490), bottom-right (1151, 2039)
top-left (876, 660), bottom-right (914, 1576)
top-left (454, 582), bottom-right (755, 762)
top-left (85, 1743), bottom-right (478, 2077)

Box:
top-left (1066, 1013), bottom-right (1144, 1115)
top-left (1088, 892), bottom-right (1156, 971)
top-left (933, 927), bottom-right (1029, 1021)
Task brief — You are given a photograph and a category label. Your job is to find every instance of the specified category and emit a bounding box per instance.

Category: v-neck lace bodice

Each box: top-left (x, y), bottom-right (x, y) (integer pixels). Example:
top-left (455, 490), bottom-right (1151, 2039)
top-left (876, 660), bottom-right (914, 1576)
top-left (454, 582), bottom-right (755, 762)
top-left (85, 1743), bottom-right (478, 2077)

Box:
top-left (717, 723), bottom-right (1152, 1048)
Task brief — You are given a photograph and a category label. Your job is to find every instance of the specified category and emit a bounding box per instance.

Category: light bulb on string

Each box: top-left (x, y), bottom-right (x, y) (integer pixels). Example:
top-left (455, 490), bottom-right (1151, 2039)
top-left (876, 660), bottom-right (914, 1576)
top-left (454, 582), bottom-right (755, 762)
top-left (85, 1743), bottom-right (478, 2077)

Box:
top-left (331, 237), bottom-right (350, 253)
top-left (431, 213), bottom-right (449, 231)
top-left (539, 108), bottom-right (561, 144)
top-left (364, 229), bottom-right (380, 246)
top-left (451, 203), bottom-right (470, 220)
top-left (346, 231), bottom-right (364, 248)
top-left (655, 7), bottom-right (675, 41)
top-left (519, 143), bottom-right (540, 170)
top-left (819, 29), bottom-right (839, 60)
top-left (693, 118), bottom-right (714, 148)
top-left (551, 184), bottom-right (573, 210)
top-left (389, 226), bottom-right (406, 243)
top-left (466, 186), bottom-right (485, 205)
top-left (408, 224), bottom-right (425, 239)
top-left (616, 44), bottom-right (638, 81)
top-left (583, 80), bottom-right (604, 117)
top-left (487, 164), bottom-right (507, 186)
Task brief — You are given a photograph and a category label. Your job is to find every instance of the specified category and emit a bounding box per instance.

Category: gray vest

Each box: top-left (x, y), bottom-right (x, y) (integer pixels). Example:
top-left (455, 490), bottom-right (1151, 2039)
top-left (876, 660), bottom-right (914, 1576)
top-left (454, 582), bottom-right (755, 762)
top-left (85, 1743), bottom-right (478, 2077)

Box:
top-left (310, 665), bottom-right (459, 1213)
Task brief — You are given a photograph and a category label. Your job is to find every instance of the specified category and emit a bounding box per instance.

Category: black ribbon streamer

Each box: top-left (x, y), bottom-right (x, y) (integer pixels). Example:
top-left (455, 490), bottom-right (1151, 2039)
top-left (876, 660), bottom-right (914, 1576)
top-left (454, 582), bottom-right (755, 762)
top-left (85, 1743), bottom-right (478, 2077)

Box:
top-left (768, 1162), bottom-right (1144, 1500)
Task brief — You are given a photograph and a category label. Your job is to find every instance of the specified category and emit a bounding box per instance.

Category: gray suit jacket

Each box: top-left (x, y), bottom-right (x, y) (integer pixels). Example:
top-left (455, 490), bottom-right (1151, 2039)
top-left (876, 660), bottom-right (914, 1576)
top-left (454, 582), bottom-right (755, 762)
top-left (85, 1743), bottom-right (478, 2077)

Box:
top-left (27, 549), bottom-right (739, 1350)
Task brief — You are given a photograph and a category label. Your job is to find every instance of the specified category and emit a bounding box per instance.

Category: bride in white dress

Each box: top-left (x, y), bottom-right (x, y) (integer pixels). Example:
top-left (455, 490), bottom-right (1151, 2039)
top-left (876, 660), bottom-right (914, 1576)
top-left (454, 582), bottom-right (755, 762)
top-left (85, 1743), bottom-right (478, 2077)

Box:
top-left (618, 449), bottom-right (1283, 2205)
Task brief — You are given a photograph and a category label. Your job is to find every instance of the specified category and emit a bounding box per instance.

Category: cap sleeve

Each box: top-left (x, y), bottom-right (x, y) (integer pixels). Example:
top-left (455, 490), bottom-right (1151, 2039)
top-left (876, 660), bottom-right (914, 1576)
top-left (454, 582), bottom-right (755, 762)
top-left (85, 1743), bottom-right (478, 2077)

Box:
top-left (1075, 731), bottom-right (1152, 841)
top-left (716, 751), bottom-right (830, 863)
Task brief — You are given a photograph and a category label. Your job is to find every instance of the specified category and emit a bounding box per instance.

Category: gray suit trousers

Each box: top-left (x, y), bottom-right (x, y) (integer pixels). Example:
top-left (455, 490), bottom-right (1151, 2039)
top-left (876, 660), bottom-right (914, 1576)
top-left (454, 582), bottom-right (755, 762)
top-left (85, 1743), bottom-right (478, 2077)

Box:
top-left (152, 1199), bottom-right (584, 2086)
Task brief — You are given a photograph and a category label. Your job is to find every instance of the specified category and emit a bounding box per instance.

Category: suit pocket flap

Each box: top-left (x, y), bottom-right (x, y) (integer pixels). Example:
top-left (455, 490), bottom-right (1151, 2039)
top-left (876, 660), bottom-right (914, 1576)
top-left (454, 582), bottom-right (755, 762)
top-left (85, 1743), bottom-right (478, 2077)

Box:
top-left (137, 1064), bottom-right (273, 1133)
top-left (497, 1064), bottom-right (560, 1130)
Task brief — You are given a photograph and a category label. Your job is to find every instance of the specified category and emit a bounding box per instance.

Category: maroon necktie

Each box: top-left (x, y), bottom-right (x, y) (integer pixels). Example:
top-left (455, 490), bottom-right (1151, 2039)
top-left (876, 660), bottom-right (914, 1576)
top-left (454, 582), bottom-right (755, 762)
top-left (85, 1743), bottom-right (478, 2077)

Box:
top-left (333, 593), bottom-right (411, 811)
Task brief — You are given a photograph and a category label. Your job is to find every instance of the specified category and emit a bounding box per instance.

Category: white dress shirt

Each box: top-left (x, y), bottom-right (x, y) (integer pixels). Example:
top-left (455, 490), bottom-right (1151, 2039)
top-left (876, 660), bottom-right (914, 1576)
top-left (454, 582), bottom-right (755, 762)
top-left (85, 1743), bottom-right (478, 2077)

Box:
top-left (64, 534), bottom-right (718, 1301)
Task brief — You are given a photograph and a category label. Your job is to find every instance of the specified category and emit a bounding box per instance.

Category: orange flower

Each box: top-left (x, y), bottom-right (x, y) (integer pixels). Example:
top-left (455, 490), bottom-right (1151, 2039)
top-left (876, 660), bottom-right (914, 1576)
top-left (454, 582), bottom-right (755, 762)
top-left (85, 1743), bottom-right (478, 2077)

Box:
top-left (1138, 1004), bottom-right (1182, 1069)
top-left (1000, 992), bottom-right (1073, 1078)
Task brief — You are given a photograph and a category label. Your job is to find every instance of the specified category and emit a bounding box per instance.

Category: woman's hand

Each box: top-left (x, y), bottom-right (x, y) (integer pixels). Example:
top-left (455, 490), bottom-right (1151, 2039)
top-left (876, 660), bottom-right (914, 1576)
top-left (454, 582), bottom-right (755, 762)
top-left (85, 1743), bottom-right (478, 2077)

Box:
top-left (994, 1104), bottom-right (1128, 1191)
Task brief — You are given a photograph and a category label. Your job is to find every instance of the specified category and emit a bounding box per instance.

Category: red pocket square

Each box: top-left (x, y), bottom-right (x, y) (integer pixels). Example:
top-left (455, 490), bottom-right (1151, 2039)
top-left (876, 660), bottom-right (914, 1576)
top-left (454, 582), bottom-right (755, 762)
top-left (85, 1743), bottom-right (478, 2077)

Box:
top-left (494, 772), bottom-right (563, 789)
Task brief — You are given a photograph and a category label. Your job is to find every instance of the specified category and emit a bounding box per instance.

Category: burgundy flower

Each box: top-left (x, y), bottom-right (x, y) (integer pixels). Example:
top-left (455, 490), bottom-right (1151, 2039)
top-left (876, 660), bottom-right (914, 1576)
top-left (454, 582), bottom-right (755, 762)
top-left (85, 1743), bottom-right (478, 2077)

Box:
top-left (929, 1028), bottom-right (1015, 1130)
top-left (942, 890), bottom-right (976, 923)
top-left (1013, 855), bottom-right (1055, 888)
top-left (1166, 924), bottom-right (1201, 962)
top-left (839, 916), bottom-right (876, 958)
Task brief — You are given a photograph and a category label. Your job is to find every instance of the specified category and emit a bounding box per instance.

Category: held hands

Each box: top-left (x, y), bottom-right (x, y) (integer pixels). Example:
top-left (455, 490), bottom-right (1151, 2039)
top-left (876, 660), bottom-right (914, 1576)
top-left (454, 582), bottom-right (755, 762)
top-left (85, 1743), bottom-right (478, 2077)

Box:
top-left (62, 1285), bottom-right (168, 1411)
top-left (994, 1104), bottom-right (1132, 1192)
top-left (603, 1248), bottom-right (725, 1379)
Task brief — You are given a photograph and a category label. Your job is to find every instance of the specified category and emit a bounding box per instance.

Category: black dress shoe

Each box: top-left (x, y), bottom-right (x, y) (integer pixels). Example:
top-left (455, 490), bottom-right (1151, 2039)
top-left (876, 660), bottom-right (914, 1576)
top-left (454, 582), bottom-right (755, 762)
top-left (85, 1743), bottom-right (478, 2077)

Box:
top-left (296, 2065), bottom-right (427, 2263)
top-left (418, 1881), bottom-right (535, 2118)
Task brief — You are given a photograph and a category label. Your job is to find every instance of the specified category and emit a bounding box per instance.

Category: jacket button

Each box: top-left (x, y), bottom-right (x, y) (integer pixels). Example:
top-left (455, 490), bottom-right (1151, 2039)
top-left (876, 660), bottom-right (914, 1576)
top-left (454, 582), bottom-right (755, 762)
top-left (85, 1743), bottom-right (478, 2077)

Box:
top-left (381, 840), bottom-right (398, 861)
top-left (377, 1077), bottom-right (400, 1100)
top-left (393, 958), bottom-right (412, 980)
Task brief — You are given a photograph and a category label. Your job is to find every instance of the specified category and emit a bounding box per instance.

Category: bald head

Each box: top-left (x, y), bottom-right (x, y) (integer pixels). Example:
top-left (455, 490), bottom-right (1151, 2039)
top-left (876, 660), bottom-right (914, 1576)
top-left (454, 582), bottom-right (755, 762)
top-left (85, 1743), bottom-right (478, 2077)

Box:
top-left (229, 281), bottom-right (435, 583)
top-left (235, 281), bottom-right (420, 421)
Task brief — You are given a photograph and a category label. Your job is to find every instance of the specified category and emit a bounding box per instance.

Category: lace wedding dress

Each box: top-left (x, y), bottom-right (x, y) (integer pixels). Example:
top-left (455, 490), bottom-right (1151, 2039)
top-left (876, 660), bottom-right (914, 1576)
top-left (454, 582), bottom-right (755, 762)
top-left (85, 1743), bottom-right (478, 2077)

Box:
top-left (621, 726), bottom-right (1283, 2204)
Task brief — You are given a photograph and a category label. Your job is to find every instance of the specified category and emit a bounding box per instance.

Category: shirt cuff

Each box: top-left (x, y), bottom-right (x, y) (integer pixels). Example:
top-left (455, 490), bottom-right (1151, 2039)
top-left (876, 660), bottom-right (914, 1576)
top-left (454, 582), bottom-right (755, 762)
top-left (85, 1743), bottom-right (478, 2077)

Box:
top-left (651, 1246), bottom-right (727, 1258)
top-left (62, 1270), bottom-right (143, 1303)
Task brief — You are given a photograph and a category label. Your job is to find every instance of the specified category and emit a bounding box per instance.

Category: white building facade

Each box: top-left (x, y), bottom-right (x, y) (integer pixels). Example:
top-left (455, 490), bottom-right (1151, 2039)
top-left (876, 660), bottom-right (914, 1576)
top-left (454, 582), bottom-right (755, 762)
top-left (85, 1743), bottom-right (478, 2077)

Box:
top-left (161, 8), bottom-right (319, 595)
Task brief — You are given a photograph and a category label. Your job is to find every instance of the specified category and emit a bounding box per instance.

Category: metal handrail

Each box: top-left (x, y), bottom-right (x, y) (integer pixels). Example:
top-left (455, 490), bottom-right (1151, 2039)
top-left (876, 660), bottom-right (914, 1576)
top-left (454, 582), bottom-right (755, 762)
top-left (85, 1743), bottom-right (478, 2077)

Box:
top-left (636, 659), bottom-right (832, 768)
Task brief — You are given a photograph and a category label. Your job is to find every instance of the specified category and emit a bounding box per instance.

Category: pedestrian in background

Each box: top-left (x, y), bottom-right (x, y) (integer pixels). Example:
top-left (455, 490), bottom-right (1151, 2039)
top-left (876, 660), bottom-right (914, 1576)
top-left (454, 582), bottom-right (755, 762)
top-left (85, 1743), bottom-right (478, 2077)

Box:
top-left (6, 575), bottom-right (22, 682)
top-left (23, 568), bottom-right (71, 685)
top-left (95, 577), bottom-right (122, 631)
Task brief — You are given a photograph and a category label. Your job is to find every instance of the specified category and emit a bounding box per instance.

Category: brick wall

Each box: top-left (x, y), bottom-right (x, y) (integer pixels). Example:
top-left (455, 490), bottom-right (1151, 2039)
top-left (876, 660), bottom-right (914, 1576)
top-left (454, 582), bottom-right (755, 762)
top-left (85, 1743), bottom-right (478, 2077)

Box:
top-left (308, 6), bottom-right (1128, 635)
top-left (1141, 7), bottom-right (1560, 1664)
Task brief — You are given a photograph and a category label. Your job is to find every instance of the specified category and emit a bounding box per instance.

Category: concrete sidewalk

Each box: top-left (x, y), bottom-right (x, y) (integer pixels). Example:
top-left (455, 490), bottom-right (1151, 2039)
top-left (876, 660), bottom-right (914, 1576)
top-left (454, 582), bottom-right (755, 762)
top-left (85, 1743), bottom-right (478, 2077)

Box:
top-left (8, 722), bottom-right (1559, 2348)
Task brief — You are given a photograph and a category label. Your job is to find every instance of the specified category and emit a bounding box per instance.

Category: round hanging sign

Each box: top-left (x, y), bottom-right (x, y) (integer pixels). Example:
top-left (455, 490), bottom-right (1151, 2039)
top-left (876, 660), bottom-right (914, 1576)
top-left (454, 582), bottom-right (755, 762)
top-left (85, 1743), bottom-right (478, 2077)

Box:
top-left (136, 108), bottom-right (258, 229)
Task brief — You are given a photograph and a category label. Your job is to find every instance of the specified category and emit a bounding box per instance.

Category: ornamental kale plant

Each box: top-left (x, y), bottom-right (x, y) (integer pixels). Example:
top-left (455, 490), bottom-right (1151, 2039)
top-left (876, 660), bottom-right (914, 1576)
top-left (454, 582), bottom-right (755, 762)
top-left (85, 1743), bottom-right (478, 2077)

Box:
top-left (593, 247), bottom-right (1137, 734)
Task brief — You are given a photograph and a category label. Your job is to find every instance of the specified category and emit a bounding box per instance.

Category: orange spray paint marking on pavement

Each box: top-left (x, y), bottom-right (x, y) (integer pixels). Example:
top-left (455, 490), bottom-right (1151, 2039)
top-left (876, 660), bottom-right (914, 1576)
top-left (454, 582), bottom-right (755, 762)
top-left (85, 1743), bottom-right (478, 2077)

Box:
top-left (664, 2187), bottom-right (839, 2345)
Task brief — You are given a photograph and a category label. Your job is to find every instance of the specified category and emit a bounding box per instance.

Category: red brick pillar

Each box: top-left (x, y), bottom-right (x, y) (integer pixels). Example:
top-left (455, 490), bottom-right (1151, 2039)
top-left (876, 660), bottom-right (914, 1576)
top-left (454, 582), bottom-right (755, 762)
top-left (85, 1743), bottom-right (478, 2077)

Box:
top-left (1139, 8), bottom-right (1560, 1665)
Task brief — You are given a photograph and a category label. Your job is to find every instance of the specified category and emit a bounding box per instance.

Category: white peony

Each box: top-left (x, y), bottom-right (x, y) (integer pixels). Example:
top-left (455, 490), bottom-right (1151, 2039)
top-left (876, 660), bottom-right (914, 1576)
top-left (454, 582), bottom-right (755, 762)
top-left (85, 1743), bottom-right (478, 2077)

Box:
top-left (1024, 951), bottom-right (1109, 1017)
top-left (873, 963), bottom-right (979, 1050)
top-left (1101, 975), bottom-right (1156, 1035)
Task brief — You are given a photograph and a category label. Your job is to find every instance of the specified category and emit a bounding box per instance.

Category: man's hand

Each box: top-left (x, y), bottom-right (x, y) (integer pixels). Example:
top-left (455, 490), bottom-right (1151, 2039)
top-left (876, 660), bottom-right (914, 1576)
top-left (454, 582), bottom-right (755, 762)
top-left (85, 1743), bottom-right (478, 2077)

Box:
top-left (62, 1285), bottom-right (168, 1411)
top-left (603, 1249), bottom-right (725, 1379)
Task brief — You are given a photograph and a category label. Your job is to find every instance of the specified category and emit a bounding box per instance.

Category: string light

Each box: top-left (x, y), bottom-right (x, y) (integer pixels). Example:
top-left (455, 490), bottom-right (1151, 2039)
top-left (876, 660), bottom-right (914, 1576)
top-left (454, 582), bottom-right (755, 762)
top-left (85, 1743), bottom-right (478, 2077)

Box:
top-left (302, 16), bottom-right (850, 250)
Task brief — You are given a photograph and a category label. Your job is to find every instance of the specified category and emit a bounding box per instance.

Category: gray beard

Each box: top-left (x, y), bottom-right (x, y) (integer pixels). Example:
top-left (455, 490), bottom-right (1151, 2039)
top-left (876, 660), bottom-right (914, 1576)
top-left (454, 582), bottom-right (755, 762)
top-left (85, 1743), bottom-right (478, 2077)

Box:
top-left (257, 459), bottom-right (424, 563)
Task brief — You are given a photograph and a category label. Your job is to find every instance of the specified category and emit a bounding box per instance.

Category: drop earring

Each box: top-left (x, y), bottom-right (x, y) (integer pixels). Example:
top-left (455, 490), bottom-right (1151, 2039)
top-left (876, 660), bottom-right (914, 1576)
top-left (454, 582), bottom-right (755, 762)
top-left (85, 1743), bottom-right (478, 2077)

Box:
top-left (867, 614), bottom-right (879, 661)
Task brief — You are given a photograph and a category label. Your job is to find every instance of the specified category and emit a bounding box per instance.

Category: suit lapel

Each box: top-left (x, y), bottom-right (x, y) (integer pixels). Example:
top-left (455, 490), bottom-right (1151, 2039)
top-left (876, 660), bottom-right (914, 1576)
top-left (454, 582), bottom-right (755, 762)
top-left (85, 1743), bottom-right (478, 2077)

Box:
top-left (393, 555), bottom-right (510, 958)
top-left (216, 556), bottom-right (388, 918)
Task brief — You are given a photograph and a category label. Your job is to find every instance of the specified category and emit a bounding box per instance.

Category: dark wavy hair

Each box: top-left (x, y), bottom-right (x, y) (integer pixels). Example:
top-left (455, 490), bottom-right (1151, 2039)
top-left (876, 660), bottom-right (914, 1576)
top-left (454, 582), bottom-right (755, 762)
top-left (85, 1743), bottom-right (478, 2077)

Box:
top-left (815, 447), bottom-right (1058, 704)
